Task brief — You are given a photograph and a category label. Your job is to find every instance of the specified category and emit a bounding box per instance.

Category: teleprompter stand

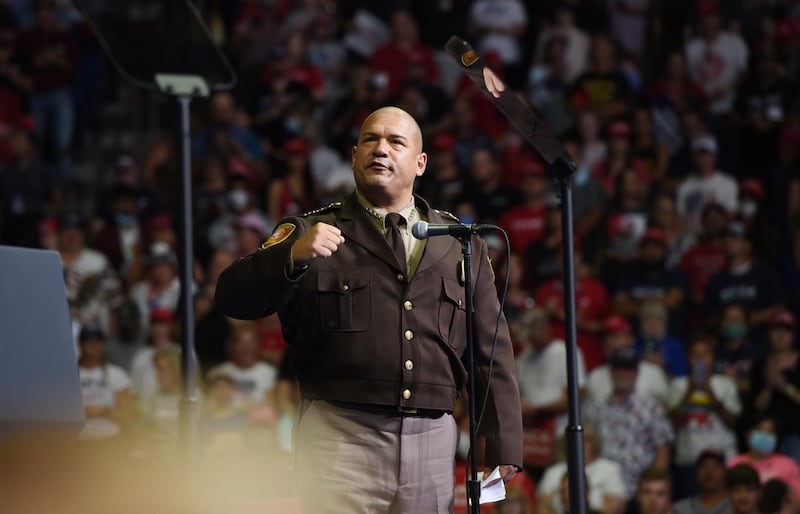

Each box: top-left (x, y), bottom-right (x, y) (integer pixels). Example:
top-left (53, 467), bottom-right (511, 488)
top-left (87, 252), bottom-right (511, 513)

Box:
top-left (446, 36), bottom-right (587, 514)
top-left (73, 0), bottom-right (236, 464)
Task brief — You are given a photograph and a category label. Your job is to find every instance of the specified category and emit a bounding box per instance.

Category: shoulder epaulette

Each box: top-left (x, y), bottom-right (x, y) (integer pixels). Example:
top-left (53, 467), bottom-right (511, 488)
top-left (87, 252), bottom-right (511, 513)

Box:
top-left (434, 209), bottom-right (460, 222)
top-left (301, 201), bottom-right (342, 217)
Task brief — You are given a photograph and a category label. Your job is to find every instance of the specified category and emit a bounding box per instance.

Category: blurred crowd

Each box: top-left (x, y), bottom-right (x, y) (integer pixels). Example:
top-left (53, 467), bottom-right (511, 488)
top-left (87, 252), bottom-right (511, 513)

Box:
top-left (2, 0), bottom-right (800, 512)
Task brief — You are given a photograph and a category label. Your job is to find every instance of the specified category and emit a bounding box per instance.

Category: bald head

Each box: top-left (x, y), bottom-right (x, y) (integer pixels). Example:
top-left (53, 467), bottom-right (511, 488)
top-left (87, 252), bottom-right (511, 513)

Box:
top-left (352, 106), bottom-right (427, 211)
top-left (361, 107), bottom-right (423, 152)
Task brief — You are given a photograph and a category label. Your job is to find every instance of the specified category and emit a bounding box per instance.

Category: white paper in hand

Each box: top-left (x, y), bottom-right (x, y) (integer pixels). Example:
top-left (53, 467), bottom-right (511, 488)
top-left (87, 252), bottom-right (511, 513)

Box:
top-left (477, 466), bottom-right (506, 504)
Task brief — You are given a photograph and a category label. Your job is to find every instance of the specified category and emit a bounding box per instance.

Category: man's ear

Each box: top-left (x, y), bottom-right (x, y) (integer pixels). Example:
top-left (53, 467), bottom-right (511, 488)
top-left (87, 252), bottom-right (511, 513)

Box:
top-left (416, 152), bottom-right (427, 177)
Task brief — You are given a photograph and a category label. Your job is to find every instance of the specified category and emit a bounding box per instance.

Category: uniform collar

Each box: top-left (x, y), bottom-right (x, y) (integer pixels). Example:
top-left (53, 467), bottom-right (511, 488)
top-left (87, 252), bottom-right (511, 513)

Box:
top-left (355, 190), bottom-right (417, 228)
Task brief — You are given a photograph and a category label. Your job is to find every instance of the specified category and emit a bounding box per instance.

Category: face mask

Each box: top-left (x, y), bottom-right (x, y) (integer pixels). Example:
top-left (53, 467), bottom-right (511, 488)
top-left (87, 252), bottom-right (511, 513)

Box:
top-left (740, 200), bottom-right (758, 220)
top-left (284, 116), bottom-right (302, 135)
top-left (749, 430), bottom-right (777, 455)
top-left (720, 324), bottom-right (747, 341)
top-left (115, 213), bottom-right (136, 227)
top-left (529, 66), bottom-right (547, 85)
top-left (574, 164), bottom-right (590, 186)
top-left (227, 189), bottom-right (249, 211)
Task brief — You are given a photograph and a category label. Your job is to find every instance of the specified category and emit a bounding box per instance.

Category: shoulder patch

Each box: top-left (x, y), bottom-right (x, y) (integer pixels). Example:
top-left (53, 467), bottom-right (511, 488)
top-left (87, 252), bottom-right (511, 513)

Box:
top-left (434, 209), bottom-right (460, 222)
top-left (261, 223), bottom-right (296, 250)
top-left (301, 201), bottom-right (342, 217)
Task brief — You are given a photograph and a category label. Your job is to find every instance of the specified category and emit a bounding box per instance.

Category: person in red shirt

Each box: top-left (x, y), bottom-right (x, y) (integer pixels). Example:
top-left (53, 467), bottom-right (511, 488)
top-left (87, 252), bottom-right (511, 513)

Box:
top-left (499, 160), bottom-right (550, 253)
top-left (369, 10), bottom-right (439, 95)
top-left (680, 203), bottom-right (729, 306)
top-left (534, 238), bottom-right (611, 371)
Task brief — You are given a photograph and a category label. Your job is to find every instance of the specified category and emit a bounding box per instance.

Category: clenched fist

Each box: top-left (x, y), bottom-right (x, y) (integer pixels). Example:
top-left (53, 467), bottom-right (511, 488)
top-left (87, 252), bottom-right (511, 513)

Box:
top-left (291, 223), bottom-right (346, 266)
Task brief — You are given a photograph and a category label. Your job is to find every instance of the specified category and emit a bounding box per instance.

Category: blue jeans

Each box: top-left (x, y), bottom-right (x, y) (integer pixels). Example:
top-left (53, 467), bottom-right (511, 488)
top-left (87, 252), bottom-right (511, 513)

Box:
top-left (31, 87), bottom-right (74, 185)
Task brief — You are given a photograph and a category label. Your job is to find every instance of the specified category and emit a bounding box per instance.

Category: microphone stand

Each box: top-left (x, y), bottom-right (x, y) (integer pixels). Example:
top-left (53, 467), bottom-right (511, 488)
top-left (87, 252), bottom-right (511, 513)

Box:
top-left (457, 233), bottom-right (481, 514)
top-left (552, 157), bottom-right (587, 514)
top-left (445, 35), bottom-right (588, 514)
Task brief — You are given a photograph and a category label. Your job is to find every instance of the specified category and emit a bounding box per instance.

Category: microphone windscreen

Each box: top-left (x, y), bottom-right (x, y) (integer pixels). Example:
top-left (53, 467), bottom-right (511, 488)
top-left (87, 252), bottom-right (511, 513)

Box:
top-left (411, 221), bottom-right (428, 240)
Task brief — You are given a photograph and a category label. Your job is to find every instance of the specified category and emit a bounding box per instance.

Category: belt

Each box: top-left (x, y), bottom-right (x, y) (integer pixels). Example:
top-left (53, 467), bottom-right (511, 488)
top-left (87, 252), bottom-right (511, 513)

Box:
top-left (327, 401), bottom-right (447, 419)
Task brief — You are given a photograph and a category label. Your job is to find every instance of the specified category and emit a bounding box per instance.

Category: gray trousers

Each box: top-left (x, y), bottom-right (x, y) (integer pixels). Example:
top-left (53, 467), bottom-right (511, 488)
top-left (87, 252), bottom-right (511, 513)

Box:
top-left (294, 400), bottom-right (458, 514)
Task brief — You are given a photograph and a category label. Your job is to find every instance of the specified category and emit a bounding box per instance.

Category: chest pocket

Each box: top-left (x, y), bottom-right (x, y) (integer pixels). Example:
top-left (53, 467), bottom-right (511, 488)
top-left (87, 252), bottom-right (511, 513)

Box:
top-left (438, 277), bottom-right (466, 349)
top-left (317, 270), bottom-right (372, 332)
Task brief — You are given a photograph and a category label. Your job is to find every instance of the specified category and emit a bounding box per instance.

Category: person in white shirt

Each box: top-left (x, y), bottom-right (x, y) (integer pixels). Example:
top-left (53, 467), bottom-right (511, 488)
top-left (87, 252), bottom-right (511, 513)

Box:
top-left (668, 335), bottom-right (741, 497)
top-left (515, 307), bottom-right (586, 435)
top-left (676, 134), bottom-right (739, 234)
top-left (469, 0), bottom-right (528, 66)
top-left (77, 324), bottom-right (133, 440)
top-left (208, 323), bottom-right (278, 411)
top-left (585, 315), bottom-right (670, 406)
top-left (538, 423), bottom-right (627, 514)
top-left (685, 1), bottom-right (748, 116)
top-left (129, 307), bottom-right (180, 413)
top-left (534, 4), bottom-right (589, 83)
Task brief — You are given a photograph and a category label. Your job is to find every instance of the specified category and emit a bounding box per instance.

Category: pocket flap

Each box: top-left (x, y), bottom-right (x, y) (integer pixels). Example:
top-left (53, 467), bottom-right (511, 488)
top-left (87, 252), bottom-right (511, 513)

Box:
top-left (441, 277), bottom-right (465, 310)
top-left (317, 270), bottom-right (372, 294)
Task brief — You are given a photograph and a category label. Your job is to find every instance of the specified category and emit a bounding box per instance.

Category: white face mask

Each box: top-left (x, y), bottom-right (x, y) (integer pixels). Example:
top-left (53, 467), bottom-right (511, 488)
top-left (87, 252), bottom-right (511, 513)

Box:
top-left (227, 189), bottom-right (249, 211)
top-left (740, 200), bottom-right (758, 219)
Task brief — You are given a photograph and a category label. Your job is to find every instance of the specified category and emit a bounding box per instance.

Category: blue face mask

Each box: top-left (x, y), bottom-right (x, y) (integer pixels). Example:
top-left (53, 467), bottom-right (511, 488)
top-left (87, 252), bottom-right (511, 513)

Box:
top-left (574, 164), bottom-right (590, 186)
top-left (720, 324), bottom-right (747, 341)
top-left (749, 430), bottom-right (777, 455)
top-left (115, 213), bottom-right (136, 227)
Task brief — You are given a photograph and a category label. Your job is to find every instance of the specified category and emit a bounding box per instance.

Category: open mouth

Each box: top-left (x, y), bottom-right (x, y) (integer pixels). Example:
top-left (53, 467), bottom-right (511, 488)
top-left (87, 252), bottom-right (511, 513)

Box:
top-left (368, 161), bottom-right (390, 171)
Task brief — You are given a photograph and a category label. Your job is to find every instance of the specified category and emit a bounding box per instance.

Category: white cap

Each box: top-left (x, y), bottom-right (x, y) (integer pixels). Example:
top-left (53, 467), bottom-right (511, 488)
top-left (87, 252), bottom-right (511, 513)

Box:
top-left (691, 133), bottom-right (718, 153)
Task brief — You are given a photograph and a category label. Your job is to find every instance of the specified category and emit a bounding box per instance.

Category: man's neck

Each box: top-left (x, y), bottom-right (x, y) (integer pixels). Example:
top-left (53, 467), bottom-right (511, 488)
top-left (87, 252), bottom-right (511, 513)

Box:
top-left (356, 188), bottom-right (414, 214)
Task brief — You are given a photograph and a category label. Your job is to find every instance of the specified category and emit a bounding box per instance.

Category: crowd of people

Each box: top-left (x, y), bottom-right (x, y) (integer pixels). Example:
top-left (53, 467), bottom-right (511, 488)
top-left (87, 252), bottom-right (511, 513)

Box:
top-left (3, 0), bottom-right (800, 512)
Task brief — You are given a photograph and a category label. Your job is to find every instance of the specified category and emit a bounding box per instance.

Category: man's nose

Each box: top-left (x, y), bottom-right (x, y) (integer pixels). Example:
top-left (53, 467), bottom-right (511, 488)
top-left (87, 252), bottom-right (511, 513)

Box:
top-left (372, 138), bottom-right (389, 156)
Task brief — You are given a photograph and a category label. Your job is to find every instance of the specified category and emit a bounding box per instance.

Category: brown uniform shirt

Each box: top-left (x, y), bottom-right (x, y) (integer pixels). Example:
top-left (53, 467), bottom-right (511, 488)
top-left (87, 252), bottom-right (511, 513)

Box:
top-left (215, 192), bottom-right (523, 467)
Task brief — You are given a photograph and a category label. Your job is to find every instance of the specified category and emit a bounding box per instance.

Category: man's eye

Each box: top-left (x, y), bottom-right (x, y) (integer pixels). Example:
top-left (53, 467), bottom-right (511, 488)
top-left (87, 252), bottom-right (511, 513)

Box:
top-left (392, 140), bottom-right (404, 146)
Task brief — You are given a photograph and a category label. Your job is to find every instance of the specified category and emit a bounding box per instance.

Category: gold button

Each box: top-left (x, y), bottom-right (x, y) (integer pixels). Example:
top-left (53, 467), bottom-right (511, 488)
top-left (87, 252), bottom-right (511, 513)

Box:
top-left (402, 389), bottom-right (412, 400)
top-left (396, 273), bottom-right (404, 282)
top-left (341, 284), bottom-right (349, 291)
top-left (404, 330), bottom-right (414, 341)
top-left (403, 300), bottom-right (413, 311)
top-left (404, 360), bottom-right (414, 371)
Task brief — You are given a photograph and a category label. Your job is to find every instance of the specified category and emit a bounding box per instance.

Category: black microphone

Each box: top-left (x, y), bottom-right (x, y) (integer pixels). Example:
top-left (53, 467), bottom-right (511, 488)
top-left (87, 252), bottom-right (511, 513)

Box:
top-left (411, 220), bottom-right (495, 240)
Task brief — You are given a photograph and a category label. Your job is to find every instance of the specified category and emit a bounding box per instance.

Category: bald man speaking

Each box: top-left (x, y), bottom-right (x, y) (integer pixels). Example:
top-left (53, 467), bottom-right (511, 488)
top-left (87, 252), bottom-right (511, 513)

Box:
top-left (215, 107), bottom-right (522, 514)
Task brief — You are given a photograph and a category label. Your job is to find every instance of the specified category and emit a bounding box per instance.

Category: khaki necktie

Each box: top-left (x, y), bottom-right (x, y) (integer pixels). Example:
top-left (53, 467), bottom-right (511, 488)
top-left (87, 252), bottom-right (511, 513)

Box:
top-left (385, 213), bottom-right (407, 274)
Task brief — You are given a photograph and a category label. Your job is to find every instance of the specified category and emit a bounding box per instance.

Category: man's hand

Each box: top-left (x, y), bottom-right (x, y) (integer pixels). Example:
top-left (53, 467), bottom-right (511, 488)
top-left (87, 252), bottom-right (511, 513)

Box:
top-left (291, 223), bottom-right (345, 266)
top-left (483, 67), bottom-right (506, 98)
top-left (499, 464), bottom-right (518, 483)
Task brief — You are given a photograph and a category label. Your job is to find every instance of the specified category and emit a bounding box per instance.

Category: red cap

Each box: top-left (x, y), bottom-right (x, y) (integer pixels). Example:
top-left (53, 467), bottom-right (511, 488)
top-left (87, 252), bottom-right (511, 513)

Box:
top-left (698, 0), bottom-right (719, 16)
top-left (37, 218), bottom-right (59, 234)
top-left (771, 310), bottom-right (796, 329)
top-left (150, 308), bottom-right (174, 323)
top-left (740, 179), bottom-right (764, 200)
top-left (604, 315), bottom-right (632, 335)
top-left (146, 214), bottom-right (172, 232)
top-left (431, 132), bottom-right (456, 152)
top-left (284, 138), bottom-right (309, 155)
top-left (641, 227), bottom-right (668, 247)
top-left (520, 160), bottom-right (547, 178)
top-left (608, 120), bottom-right (631, 139)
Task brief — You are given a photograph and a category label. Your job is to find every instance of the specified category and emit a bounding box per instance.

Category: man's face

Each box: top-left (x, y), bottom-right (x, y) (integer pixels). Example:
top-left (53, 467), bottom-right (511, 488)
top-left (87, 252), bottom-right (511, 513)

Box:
top-left (351, 109), bottom-right (426, 206)
top-left (693, 149), bottom-right (717, 175)
top-left (697, 458), bottom-right (726, 493)
top-left (729, 484), bottom-right (760, 514)
top-left (638, 480), bottom-right (671, 514)
top-left (611, 367), bottom-right (638, 395)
